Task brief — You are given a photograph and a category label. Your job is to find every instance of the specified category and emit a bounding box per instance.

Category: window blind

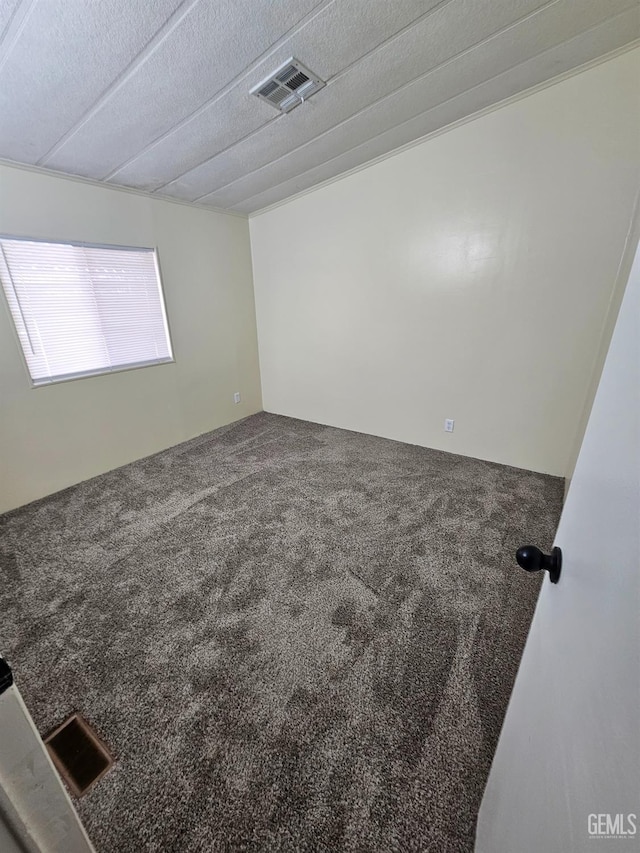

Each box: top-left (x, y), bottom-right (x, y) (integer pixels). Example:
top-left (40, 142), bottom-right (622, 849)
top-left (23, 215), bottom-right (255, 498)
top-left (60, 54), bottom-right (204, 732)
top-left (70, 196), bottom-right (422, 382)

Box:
top-left (0, 238), bottom-right (173, 385)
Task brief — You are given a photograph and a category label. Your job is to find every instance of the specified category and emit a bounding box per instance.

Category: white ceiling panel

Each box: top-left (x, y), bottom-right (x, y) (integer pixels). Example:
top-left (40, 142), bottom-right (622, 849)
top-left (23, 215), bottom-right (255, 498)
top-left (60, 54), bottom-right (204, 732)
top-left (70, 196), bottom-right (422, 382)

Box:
top-left (0, 0), bottom-right (636, 213)
top-left (0, 0), bottom-right (183, 163)
top-left (197, 0), bottom-right (636, 209)
top-left (41, 0), bottom-right (321, 178)
top-left (230, 9), bottom-right (640, 214)
top-left (107, 0), bottom-right (435, 192)
top-left (0, 0), bottom-right (25, 48)
top-left (161, 0), bottom-right (556, 201)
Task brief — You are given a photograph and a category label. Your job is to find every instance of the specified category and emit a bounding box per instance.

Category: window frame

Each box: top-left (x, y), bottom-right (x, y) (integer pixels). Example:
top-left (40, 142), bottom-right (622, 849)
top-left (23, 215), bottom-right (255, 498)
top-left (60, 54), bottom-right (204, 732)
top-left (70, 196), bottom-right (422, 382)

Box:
top-left (0, 234), bottom-right (176, 389)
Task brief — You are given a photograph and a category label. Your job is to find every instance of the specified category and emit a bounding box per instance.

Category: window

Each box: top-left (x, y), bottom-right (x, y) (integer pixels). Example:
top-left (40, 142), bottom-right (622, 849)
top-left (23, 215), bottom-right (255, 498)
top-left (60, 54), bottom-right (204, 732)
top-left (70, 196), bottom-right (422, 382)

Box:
top-left (0, 237), bottom-right (173, 386)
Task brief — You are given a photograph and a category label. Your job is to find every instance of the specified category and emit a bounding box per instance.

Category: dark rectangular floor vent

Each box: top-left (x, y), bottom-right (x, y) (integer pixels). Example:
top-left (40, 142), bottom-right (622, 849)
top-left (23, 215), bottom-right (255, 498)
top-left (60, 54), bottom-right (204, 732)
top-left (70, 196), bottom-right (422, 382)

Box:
top-left (44, 713), bottom-right (114, 797)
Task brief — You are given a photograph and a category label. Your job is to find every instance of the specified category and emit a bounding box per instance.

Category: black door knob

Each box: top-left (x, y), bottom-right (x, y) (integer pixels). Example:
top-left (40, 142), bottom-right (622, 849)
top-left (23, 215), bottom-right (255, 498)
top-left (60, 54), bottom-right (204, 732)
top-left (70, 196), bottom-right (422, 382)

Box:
top-left (516, 545), bottom-right (562, 584)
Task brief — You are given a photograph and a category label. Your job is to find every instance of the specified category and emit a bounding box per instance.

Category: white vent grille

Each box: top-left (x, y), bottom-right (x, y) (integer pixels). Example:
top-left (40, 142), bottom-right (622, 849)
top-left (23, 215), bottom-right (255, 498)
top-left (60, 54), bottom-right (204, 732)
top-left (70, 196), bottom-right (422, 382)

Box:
top-left (251, 58), bottom-right (325, 113)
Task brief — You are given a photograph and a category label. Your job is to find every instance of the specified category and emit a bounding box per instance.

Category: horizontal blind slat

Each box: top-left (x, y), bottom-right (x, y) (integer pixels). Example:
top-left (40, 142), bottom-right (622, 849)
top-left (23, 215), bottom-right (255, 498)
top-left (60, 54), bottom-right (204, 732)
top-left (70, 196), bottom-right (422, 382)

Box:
top-left (0, 238), bottom-right (173, 383)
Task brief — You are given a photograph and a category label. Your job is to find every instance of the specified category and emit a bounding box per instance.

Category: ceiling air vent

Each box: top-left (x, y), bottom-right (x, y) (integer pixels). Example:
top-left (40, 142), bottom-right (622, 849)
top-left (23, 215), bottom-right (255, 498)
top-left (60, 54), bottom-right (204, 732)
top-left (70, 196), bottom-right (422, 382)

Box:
top-left (251, 58), bottom-right (325, 113)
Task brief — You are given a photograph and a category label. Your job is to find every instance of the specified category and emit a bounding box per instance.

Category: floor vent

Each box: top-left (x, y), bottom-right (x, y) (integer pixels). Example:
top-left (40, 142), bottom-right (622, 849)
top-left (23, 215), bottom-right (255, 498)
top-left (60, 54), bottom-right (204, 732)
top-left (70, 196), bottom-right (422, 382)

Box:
top-left (251, 58), bottom-right (325, 113)
top-left (44, 713), bottom-right (114, 797)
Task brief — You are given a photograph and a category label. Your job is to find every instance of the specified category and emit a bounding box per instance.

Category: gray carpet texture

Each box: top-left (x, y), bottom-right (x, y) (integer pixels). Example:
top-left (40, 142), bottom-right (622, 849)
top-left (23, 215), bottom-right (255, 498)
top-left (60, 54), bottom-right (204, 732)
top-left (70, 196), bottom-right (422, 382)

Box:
top-left (0, 413), bottom-right (564, 853)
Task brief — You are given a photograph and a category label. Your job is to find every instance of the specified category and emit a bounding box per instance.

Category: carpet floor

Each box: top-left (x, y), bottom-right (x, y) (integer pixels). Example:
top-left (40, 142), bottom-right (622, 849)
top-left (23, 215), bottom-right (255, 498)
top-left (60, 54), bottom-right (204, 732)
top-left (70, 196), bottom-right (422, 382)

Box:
top-left (0, 413), bottom-right (564, 852)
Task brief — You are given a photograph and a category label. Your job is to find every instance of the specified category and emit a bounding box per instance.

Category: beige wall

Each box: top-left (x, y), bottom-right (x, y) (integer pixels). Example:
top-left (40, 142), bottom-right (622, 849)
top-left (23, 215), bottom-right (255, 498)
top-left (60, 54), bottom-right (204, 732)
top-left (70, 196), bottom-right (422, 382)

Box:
top-left (0, 164), bottom-right (262, 513)
top-left (564, 192), bottom-right (640, 494)
top-left (250, 48), bottom-right (640, 477)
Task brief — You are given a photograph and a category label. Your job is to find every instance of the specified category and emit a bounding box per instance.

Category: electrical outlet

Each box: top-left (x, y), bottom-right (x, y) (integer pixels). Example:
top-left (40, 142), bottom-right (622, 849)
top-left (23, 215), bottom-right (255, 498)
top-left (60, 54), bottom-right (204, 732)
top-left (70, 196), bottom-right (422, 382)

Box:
top-left (444, 418), bottom-right (455, 433)
top-left (233, 392), bottom-right (241, 404)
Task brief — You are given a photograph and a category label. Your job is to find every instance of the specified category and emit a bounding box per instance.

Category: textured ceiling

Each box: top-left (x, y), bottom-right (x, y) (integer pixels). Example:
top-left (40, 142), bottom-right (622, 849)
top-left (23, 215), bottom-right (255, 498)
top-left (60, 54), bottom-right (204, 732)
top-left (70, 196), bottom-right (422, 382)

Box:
top-left (0, 0), bottom-right (638, 214)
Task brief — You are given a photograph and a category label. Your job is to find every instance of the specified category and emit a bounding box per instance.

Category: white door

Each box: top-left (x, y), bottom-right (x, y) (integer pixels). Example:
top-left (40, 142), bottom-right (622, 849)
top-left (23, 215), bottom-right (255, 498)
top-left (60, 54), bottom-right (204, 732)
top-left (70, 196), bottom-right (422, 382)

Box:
top-left (475, 238), bottom-right (640, 852)
top-left (0, 664), bottom-right (94, 853)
